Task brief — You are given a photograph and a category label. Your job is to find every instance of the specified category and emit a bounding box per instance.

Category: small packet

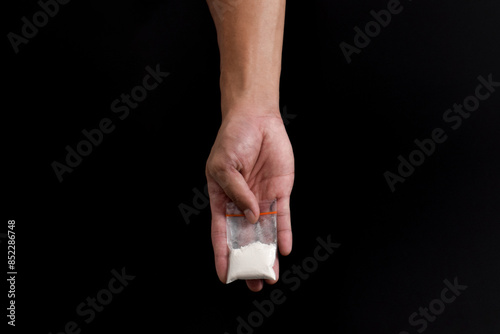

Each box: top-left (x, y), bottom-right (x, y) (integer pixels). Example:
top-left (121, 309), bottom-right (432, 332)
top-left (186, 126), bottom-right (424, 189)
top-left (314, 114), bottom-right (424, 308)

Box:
top-left (226, 199), bottom-right (278, 284)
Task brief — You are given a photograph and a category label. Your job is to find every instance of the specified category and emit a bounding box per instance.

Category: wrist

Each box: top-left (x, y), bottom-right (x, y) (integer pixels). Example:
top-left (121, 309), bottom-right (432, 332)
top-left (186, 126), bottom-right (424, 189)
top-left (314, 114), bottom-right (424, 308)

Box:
top-left (219, 76), bottom-right (281, 120)
top-left (221, 99), bottom-right (282, 121)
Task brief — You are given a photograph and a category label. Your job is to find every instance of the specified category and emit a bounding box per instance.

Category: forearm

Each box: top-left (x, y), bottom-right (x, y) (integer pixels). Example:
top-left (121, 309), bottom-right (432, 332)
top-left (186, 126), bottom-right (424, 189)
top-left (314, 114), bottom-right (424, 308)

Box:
top-left (206, 0), bottom-right (286, 118)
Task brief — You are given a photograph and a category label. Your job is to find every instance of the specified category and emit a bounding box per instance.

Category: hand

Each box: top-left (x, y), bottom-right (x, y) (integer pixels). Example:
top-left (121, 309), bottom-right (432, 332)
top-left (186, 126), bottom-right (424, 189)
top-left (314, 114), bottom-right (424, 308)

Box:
top-left (206, 109), bottom-right (294, 292)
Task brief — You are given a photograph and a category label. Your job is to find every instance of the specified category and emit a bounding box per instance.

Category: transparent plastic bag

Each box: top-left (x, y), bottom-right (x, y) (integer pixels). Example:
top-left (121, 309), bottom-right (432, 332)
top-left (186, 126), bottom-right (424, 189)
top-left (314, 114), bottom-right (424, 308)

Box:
top-left (226, 199), bottom-right (278, 284)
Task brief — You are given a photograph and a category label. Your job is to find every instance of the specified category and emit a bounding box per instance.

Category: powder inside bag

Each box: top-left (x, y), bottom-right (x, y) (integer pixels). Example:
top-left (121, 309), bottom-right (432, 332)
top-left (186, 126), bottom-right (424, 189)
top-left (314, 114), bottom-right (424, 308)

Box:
top-left (226, 241), bottom-right (277, 283)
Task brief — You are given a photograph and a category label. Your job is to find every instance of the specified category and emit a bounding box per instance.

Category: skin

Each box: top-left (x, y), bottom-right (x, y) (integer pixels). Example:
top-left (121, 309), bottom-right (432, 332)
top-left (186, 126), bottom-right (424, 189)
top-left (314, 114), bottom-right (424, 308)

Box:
top-left (205, 0), bottom-right (294, 292)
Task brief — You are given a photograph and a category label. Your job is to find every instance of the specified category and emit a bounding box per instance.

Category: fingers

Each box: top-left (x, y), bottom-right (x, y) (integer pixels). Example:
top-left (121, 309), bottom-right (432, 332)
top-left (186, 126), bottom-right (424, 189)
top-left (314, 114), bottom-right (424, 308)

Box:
top-left (207, 174), bottom-right (231, 284)
top-left (211, 204), bottom-right (229, 283)
top-left (277, 196), bottom-right (292, 256)
top-left (207, 153), bottom-right (292, 290)
top-left (208, 162), bottom-right (260, 223)
top-left (207, 159), bottom-right (262, 286)
top-left (246, 279), bottom-right (264, 292)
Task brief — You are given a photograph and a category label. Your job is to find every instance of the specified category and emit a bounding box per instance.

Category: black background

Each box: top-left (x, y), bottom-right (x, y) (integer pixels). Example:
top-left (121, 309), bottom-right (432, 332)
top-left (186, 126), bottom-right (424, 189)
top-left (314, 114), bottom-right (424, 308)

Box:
top-left (4, 0), bottom-right (500, 333)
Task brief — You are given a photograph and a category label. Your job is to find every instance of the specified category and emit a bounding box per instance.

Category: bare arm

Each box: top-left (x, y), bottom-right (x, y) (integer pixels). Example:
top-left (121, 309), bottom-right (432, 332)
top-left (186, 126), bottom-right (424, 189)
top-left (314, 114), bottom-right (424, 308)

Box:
top-left (207, 0), bottom-right (286, 116)
top-left (205, 0), bottom-right (294, 292)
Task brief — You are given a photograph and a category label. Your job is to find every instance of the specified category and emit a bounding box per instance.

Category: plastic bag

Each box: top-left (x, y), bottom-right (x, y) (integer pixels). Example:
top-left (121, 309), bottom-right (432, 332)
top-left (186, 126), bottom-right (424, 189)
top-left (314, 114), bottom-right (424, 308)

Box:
top-left (226, 199), bottom-right (278, 284)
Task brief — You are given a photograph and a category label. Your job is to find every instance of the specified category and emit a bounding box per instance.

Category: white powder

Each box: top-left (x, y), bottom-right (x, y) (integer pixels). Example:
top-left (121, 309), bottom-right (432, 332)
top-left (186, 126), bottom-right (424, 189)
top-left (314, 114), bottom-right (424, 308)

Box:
top-left (226, 241), bottom-right (277, 283)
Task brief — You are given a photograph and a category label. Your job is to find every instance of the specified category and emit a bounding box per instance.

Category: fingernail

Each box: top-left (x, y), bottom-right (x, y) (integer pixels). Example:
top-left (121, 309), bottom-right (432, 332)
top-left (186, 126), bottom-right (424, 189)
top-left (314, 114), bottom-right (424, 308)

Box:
top-left (244, 209), bottom-right (258, 224)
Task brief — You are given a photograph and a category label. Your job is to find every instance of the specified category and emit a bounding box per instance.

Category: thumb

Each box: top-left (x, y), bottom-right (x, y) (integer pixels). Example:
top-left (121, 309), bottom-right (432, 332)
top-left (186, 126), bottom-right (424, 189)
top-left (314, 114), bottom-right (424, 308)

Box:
top-left (209, 165), bottom-right (260, 223)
